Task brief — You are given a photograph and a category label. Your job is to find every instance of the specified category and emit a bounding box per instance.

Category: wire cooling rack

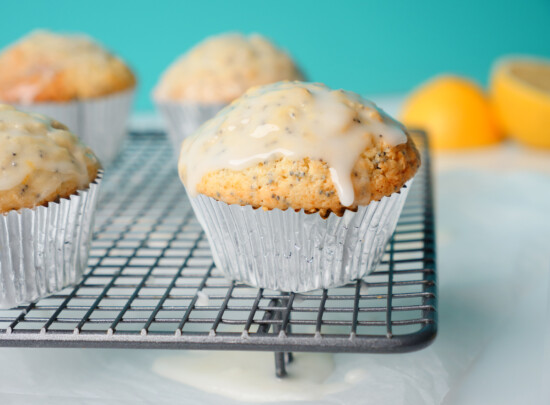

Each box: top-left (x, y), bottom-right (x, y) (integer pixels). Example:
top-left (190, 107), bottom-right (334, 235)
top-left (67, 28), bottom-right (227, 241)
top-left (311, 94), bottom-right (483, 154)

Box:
top-left (0, 130), bottom-right (436, 376)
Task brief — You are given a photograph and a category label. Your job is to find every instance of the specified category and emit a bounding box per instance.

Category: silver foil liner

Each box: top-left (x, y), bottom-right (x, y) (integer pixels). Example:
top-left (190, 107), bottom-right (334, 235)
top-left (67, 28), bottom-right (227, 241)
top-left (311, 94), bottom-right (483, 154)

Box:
top-left (187, 179), bottom-right (412, 292)
top-left (156, 101), bottom-right (226, 156)
top-left (10, 89), bottom-right (135, 166)
top-left (0, 173), bottom-right (102, 308)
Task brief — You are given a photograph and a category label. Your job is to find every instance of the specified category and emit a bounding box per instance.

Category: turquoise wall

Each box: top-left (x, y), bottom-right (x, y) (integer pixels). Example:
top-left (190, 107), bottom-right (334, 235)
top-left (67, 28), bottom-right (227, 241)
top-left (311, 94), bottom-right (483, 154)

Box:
top-left (1, 0), bottom-right (549, 111)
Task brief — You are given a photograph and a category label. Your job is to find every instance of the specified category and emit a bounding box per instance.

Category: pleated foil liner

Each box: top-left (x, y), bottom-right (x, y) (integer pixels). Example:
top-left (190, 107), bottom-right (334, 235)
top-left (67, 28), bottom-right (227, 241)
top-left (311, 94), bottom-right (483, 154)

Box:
top-left (156, 101), bottom-right (226, 156)
top-left (0, 173), bottom-right (103, 309)
top-left (11, 89), bottom-right (135, 166)
top-left (188, 179), bottom-right (413, 292)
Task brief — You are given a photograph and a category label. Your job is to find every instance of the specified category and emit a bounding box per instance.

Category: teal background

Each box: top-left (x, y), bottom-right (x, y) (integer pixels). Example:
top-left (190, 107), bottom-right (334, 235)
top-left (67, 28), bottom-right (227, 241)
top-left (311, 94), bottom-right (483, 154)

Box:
top-left (1, 0), bottom-right (549, 112)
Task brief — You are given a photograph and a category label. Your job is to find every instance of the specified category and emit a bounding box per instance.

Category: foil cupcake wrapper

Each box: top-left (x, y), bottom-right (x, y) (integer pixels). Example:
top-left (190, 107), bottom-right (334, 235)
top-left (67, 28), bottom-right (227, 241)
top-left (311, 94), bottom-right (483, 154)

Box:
top-left (0, 173), bottom-right (103, 308)
top-left (188, 179), bottom-right (412, 292)
top-left (10, 89), bottom-right (135, 166)
top-left (156, 101), bottom-right (226, 156)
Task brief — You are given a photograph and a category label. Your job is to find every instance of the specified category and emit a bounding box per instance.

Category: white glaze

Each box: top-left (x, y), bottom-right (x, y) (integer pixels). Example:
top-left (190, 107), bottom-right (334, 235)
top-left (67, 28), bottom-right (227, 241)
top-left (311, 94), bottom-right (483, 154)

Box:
top-left (0, 104), bottom-right (96, 197)
top-left (195, 291), bottom-right (209, 307)
top-left (152, 351), bottom-right (350, 402)
top-left (179, 82), bottom-right (407, 207)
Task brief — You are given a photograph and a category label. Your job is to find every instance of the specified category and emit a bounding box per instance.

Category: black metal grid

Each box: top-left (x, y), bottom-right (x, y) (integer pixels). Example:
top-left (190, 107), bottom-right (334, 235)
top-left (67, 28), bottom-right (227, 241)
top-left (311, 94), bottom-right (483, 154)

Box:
top-left (0, 130), bottom-right (436, 355)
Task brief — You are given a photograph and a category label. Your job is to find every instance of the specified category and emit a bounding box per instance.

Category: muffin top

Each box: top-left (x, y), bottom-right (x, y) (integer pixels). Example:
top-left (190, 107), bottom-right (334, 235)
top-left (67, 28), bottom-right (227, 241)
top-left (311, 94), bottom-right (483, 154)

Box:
top-left (0, 30), bottom-right (136, 104)
top-left (179, 82), bottom-right (420, 217)
top-left (154, 33), bottom-right (303, 103)
top-left (0, 104), bottom-right (100, 213)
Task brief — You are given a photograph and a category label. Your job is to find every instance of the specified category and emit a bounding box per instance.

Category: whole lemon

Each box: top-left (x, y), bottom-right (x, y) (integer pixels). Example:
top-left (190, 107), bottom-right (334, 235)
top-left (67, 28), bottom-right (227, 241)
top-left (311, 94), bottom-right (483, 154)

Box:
top-left (490, 56), bottom-right (550, 149)
top-left (400, 75), bottom-right (502, 150)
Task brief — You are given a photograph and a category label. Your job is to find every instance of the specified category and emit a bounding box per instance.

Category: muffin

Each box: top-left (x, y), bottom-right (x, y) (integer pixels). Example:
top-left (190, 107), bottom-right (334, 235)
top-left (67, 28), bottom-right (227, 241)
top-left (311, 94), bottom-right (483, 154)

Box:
top-left (0, 30), bottom-right (136, 165)
top-left (179, 82), bottom-right (420, 292)
top-left (0, 104), bottom-right (102, 308)
top-left (154, 33), bottom-right (303, 152)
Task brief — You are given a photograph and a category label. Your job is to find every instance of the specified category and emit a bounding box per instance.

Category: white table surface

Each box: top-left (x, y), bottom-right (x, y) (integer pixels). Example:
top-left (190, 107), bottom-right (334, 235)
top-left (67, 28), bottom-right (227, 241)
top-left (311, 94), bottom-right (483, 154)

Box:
top-left (1, 96), bottom-right (549, 405)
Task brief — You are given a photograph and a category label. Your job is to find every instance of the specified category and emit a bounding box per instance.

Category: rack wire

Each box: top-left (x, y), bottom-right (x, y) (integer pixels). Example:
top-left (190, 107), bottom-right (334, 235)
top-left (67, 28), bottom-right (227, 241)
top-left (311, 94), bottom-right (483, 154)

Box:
top-left (0, 130), bottom-right (436, 376)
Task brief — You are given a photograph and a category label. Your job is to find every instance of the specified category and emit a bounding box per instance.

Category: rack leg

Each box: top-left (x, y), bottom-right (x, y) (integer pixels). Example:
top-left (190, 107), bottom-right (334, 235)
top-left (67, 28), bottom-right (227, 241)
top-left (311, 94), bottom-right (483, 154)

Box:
top-left (274, 351), bottom-right (287, 378)
top-left (286, 352), bottom-right (294, 364)
top-left (273, 293), bottom-right (294, 378)
top-left (261, 295), bottom-right (294, 378)
top-left (274, 351), bottom-right (294, 378)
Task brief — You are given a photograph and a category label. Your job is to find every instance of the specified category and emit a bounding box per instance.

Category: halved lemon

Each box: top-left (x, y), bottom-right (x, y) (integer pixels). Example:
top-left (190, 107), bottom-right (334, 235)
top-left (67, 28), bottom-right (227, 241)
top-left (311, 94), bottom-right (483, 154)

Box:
top-left (490, 56), bottom-right (550, 148)
top-left (400, 75), bottom-right (501, 150)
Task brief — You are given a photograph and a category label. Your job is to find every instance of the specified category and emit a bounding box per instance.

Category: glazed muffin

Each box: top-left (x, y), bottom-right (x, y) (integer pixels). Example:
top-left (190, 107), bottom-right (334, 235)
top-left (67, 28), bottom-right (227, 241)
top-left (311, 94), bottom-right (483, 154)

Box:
top-left (0, 30), bottom-right (136, 165)
top-left (0, 30), bottom-right (135, 103)
top-left (179, 81), bottom-right (420, 292)
top-left (0, 105), bottom-right (100, 213)
top-left (0, 104), bottom-right (102, 308)
top-left (155, 33), bottom-right (303, 104)
top-left (154, 33), bottom-right (304, 152)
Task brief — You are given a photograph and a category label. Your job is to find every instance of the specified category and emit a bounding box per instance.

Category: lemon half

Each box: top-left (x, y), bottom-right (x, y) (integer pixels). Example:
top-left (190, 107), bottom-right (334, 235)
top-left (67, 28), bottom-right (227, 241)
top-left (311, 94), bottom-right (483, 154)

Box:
top-left (491, 56), bottom-right (550, 148)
